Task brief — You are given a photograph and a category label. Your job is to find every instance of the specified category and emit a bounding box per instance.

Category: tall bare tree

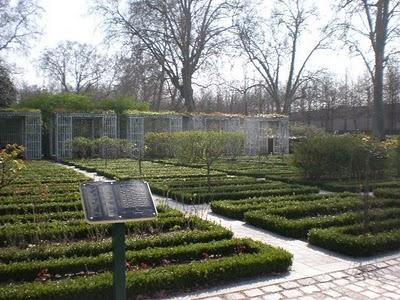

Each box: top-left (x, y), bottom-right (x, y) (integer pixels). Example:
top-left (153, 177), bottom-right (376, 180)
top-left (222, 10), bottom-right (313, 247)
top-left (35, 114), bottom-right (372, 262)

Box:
top-left (237, 0), bottom-right (331, 113)
top-left (0, 62), bottom-right (16, 107)
top-left (384, 59), bottom-right (400, 132)
top-left (94, 0), bottom-right (240, 112)
top-left (0, 0), bottom-right (41, 52)
top-left (39, 41), bottom-right (108, 94)
top-left (337, 0), bottom-right (400, 139)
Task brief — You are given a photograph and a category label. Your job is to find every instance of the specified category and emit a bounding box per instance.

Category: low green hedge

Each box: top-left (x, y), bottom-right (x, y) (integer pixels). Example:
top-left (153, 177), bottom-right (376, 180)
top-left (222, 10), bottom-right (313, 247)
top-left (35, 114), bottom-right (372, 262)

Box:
top-left (0, 239), bottom-right (258, 282)
top-left (0, 201), bottom-right (82, 215)
top-left (0, 240), bottom-right (292, 300)
top-left (211, 193), bottom-right (355, 220)
top-left (0, 193), bottom-right (81, 205)
top-left (308, 219), bottom-right (400, 256)
top-left (0, 182), bottom-right (79, 196)
top-left (163, 186), bottom-right (319, 204)
top-left (0, 216), bottom-right (213, 247)
top-left (374, 188), bottom-right (400, 199)
top-left (244, 208), bottom-right (400, 239)
top-left (244, 197), bottom-right (399, 220)
top-left (317, 180), bottom-right (400, 193)
top-left (0, 205), bottom-right (182, 225)
top-left (0, 226), bottom-right (232, 263)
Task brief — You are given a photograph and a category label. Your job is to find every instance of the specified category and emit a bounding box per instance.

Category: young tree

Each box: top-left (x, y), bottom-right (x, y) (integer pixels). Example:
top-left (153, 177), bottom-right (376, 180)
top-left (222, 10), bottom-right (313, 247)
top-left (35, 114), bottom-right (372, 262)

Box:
top-left (0, 0), bottom-right (41, 52)
top-left (94, 0), bottom-right (240, 112)
top-left (174, 131), bottom-right (243, 190)
top-left (337, 0), bottom-right (400, 139)
top-left (39, 41), bottom-right (108, 94)
top-left (237, 0), bottom-right (331, 113)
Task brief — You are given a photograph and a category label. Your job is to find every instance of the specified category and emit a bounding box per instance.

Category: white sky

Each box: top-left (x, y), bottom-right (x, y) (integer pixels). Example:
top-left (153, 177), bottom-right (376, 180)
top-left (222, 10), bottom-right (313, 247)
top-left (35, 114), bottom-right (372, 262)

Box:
top-left (5, 0), bottom-right (367, 88)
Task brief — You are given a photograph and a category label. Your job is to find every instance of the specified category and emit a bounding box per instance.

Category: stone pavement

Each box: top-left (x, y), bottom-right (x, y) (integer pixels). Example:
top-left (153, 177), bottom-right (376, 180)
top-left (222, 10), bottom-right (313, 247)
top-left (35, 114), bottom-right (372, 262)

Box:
top-left (194, 258), bottom-right (400, 299)
top-left (60, 164), bottom-right (400, 300)
top-left (160, 197), bottom-right (400, 300)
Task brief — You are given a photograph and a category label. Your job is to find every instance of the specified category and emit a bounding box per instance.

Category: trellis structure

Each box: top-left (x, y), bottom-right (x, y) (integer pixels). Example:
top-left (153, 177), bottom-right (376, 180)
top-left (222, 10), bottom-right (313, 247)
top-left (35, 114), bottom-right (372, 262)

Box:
top-left (50, 112), bottom-right (118, 159)
top-left (244, 115), bottom-right (289, 155)
top-left (50, 111), bottom-right (289, 159)
top-left (182, 114), bottom-right (242, 132)
top-left (0, 111), bottom-right (42, 159)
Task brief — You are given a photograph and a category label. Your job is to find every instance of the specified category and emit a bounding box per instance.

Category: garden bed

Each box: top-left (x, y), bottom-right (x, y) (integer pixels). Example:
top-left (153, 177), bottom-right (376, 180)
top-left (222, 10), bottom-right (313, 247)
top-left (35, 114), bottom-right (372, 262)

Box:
top-left (0, 161), bottom-right (292, 299)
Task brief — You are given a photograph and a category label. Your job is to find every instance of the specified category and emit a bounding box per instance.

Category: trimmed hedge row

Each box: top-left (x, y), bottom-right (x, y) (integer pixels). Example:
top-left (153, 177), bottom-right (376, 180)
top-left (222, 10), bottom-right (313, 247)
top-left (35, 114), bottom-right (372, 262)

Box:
top-left (316, 180), bottom-right (400, 193)
top-left (0, 216), bottom-right (213, 247)
top-left (374, 188), bottom-right (400, 199)
top-left (244, 207), bottom-right (400, 239)
top-left (0, 226), bottom-right (232, 263)
top-left (211, 193), bottom-right (355, 220)
top-left (0, 201), bottom-right (82, 215)
top-left (0, 205), bottom-right (182, 225)
top-left (0, 193), bottom-right (81, 205)
top-left (156, 186), bottom-right (319, 204)
top-left (243, 197), bottom-right (400, 220)
top-left (150, 176), bottom-right (262, 189)
top-left (308, 219), bottom-right (400, 256)
top-left (0, 239), bottom-right (258, 282)
top-left (170, 181), bottom-right (308, 194)
top-left (0, 240), bottom-right (292, 300)
top-left (65, 159), bottom-right (224, 180)
top-left (0, 182), bottom-right (80, 196)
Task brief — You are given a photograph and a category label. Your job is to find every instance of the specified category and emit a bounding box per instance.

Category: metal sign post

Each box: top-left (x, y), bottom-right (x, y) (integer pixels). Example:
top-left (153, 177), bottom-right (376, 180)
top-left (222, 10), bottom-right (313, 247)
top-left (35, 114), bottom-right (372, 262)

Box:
top-left (80, 180), bottom-right (158, 300)
top-left (112, 223), bottom-right (126, 300)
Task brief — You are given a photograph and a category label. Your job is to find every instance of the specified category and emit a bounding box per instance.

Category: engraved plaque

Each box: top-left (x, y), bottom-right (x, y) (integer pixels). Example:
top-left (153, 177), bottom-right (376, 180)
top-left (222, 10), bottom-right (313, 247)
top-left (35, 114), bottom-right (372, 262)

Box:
top-left (80, 180), bottom-right (157, 224)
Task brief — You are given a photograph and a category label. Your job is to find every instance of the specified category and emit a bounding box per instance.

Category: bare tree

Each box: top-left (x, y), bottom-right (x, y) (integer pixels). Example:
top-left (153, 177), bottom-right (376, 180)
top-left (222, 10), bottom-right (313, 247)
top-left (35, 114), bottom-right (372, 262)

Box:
top-left (94, 0), bottom-right (240, 112)
top-left (337, 0), bottom-right (400, 139)
top-left (39, 41), bottom-right (108, 94)
top-left (0, 0), bottom-right (41, 52)
top-left (384, 58), bottom-right (400, 132)
top-left (0, 62), bottom-right (16, 107)
top-left (114, 45), bottom-right (167, 110)
top-left (237, 0), bottom-right (331, 113)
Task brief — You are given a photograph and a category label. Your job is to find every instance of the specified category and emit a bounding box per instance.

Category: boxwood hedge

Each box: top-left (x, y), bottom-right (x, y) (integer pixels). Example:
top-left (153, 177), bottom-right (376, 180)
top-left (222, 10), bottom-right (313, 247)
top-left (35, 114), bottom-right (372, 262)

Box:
top-left (308, 219), bottom-right (400, 256)
top-left (0, 239), bottom-right (292, 300)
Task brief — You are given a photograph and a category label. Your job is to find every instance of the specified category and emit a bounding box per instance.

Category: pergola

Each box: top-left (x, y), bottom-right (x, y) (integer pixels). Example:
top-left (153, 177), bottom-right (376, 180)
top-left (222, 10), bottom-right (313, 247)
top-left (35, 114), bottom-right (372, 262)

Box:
top-left (0, 111), bottom-right (42, 159)
top-left (50, 112), bottom-right (118, 159)
top-left (244, 115), bottom-right (289, 155)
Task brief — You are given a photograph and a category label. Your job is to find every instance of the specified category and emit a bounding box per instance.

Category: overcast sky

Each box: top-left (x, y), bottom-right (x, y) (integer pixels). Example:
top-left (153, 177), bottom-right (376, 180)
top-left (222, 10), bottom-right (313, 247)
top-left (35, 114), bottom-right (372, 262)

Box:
top-left (6, 0), bottom-right (366, 88)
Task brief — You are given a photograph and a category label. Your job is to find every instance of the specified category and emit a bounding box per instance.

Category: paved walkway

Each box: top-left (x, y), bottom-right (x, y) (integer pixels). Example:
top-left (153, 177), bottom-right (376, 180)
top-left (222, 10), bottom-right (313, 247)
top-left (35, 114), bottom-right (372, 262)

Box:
top-left (160, 197), bottom-right (400, 300)
top-left (59, 163), bottom-right (400, 299)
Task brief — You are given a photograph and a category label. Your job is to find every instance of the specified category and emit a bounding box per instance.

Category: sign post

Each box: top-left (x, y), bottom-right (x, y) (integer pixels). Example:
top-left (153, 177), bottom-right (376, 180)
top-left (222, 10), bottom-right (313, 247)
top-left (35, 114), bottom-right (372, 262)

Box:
top-left (80, 180), bottom-right (158, 300)
top-left (112, 223), bottom-right (126, 300)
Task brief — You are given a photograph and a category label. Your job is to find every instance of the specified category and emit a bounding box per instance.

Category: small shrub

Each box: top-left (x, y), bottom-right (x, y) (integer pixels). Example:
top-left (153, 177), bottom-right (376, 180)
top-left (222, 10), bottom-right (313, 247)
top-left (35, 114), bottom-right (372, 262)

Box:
top-left (0, 144), bottom-right (26, 190)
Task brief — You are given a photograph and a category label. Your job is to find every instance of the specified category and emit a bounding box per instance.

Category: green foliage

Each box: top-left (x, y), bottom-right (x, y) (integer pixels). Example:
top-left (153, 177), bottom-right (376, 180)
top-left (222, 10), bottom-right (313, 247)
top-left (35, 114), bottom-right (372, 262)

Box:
top-left (95, 97), bottom-right (149, 114)
top-left (308, 219), bottom-right (400, 256)
top-left (374, 188), bottom-right (400, 199)
top-left (245, 207), bottom-right (400, 239)
top-left (70, 137), bottom-right (134, 159)
top-left (289, 123), bottom-right (326, 137)
top-left (292, 135), bottom-right (387, 180)
top-left (0, 240), bottom-right (291, 300)
top-left (17, 93), bottom-right (93, 123)
top-left (144, 132), bottom-right (175, 158)
top-left (173, 131), bottom-right (244, 164)
top-left (0, 144), bottom-right (26, 190)
top-left (173, 131), bottom-right (244, 189)
top-left (210, 193), bottom-right (355, 220)
top-left (0, 239), bottom-right (262, 282)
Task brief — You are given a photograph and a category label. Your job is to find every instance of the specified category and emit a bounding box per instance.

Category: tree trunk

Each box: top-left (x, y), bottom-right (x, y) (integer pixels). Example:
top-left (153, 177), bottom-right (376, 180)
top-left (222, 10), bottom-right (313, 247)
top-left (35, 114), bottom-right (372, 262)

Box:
top-left (372, 0), bottom-right (388, 140)
top-left (181, 71), bottom-right (195, 112)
